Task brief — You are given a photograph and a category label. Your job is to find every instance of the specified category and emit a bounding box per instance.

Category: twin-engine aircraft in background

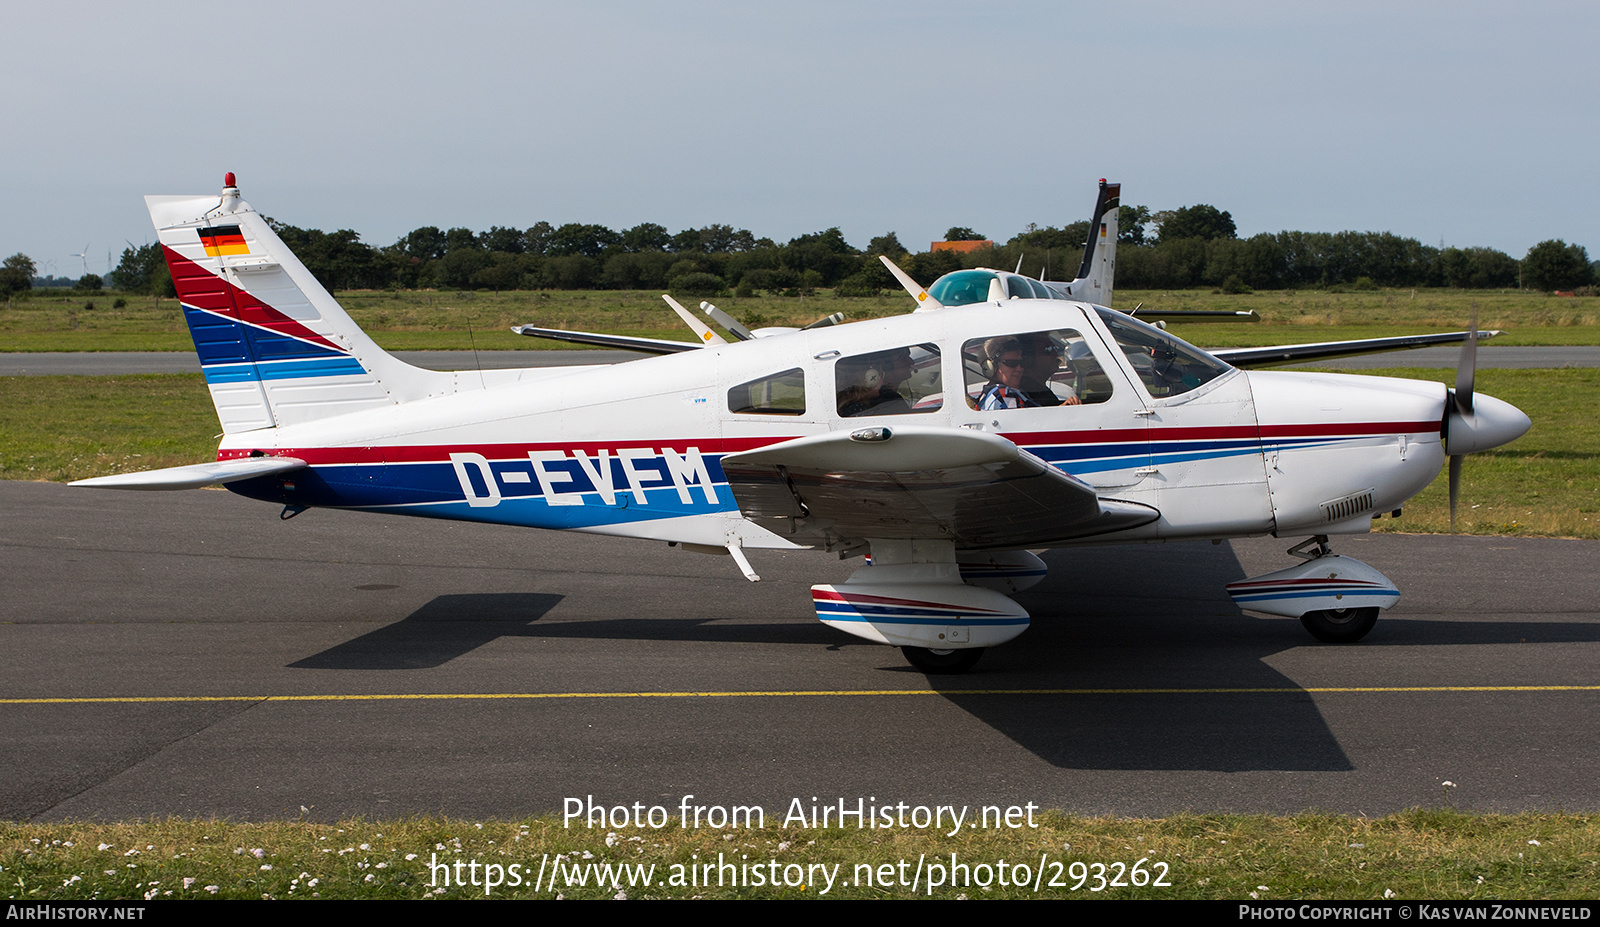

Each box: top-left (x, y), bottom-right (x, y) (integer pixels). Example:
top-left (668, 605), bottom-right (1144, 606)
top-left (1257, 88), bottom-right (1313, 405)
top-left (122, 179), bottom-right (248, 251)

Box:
top-left (74, 175), bottom-right (1531, 673)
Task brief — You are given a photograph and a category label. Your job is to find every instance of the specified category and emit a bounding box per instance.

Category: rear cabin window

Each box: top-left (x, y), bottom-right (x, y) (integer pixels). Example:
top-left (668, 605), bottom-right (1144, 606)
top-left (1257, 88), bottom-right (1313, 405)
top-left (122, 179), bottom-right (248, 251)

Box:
top-left (961, 329), bottom-right (1113, 411)
top-left (833, 344), bottom-right (943, 417)
top-left (728, 368), bottom-right (805, 415)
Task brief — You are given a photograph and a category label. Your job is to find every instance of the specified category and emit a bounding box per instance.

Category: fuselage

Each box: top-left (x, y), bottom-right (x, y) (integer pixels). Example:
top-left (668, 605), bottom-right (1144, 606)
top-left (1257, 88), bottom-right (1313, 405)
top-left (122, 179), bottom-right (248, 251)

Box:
top-left (218, 297), bottom-right (1457, 551)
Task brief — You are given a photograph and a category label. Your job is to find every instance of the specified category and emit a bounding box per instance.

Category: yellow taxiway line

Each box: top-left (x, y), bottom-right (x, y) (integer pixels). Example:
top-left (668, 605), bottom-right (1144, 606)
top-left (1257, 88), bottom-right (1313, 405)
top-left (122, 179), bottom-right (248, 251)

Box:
top-left (5, 685), bottom-right (1600, 705)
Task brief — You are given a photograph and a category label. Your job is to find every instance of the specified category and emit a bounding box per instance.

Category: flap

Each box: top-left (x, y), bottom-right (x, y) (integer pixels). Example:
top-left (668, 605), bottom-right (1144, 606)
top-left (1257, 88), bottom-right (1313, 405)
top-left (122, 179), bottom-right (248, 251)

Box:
top-left (720, 426), bottom-right (1157, 549)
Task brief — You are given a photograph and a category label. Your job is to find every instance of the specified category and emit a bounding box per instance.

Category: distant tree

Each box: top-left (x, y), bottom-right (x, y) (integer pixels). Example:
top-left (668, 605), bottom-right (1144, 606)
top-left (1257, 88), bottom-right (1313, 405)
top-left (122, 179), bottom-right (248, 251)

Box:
top-left (944, 227), bottom-right (985, 242)
top-left (0, 253), bottom-right (35, 295)
top-left (396, 226), bottom-right (447, 262)
top-left (75, 273), bottom-right (103, 291)
top-left (480, 225), bottom-right (526, 254)
top-left (864, 232), bottom-right (907, 258)
top-left (110, 244), bottom-right (171, 295)
top-left (907, 248), bottom-right (963, 284)
top-left (270, 221), bottom-right (388, 290)
top-left (1117, 205), bottom-right (1152, 246)
top-left (669, 271), bottom-right (726, 298)
top-left (1008, 222), bottom-right (1088, 253)
top-left (546, 223), bottom-right (620, 258)
top-left (780, 228), bottom-right (859, 286)
top-left (622, 222), bottom-right (671, 252)
top-left (1521, 239), bottom-right (1593, 291)
top-left (1157, 205), bottom-right (1236, 242)
top-left (1439, 246), bottom-right (1519, 289)
top-left (669, 227), bottom-right (704, 253)
top-left (443, 227), bottom-right (480, 254)
top-left (522, 222), bottom-right (553, 256)
top-left (699, 224), bottom-right (756, 254)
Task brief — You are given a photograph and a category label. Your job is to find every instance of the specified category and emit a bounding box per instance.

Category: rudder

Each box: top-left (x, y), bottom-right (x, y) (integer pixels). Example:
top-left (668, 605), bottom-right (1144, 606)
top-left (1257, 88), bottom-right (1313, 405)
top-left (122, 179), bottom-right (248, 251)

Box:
top-left (150, 173), bottom-right (451, 433)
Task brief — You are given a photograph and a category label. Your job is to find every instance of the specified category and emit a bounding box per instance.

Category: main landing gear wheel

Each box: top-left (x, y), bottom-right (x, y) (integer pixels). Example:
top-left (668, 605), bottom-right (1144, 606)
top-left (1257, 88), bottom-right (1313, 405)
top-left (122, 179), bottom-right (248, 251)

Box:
top-left (901, 646), bottom-right (985, 674)
top-left (1299, 607), bottom-right (1379, 644)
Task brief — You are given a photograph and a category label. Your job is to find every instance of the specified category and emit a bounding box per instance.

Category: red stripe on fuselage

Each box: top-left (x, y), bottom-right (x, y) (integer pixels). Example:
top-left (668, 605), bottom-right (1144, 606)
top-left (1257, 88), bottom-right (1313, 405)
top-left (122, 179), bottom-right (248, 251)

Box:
top-left (163, 245), bottom-right (345, 353)
top-left (1004, 420), bottom-right (1441, 446)
top-left (215, 419), bottom-right (1443, 466)
top-left (215, 435), bottom-right (798, 464)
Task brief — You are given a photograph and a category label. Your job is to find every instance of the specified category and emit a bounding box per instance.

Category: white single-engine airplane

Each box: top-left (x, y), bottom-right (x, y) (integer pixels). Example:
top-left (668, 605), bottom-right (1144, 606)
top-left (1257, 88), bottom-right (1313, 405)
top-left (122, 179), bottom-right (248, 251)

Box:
top-left (75, 175), bottom-right (1531, 673)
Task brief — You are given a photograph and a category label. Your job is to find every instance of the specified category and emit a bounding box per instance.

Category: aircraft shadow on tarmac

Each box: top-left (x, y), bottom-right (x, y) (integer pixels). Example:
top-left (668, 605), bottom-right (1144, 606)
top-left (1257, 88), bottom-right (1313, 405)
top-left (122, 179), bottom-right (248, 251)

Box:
top-left (278, 542), bottom-right (1346, 773)
top-left (283, 540), bottom-right (1600, 774)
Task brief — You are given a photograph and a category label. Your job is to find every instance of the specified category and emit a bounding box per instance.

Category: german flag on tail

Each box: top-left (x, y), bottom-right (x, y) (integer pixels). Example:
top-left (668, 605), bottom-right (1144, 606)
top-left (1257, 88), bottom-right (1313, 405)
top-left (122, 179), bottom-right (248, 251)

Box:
top-left (198, 225), bottom-right (249, 257)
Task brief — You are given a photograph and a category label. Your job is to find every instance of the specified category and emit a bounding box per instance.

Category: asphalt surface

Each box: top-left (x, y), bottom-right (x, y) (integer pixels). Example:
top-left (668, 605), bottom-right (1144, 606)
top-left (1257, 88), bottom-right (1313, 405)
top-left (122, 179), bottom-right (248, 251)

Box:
top-left (3, 346), bottom-right (1598, 376)
top-left (3, 480), bottom-right (1597, 822)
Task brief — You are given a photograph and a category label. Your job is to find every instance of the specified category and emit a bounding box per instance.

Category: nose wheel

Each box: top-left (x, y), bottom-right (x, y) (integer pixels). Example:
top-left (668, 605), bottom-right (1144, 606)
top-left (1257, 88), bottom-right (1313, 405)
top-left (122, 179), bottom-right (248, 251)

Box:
top-left (1299, 607), bottom-right (1379, 643)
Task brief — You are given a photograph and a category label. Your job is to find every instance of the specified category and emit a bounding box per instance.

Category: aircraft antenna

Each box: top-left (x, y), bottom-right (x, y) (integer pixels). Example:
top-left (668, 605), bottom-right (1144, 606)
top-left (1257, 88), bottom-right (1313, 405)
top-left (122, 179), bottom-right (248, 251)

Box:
top-left (467, 322), bottom-right (486, 390)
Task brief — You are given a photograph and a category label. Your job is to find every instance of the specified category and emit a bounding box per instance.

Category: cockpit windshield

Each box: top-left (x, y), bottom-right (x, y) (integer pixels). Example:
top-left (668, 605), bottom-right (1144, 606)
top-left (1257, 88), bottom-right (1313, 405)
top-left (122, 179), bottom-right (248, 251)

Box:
top-left (928, 269), bottom-right (1064, 307)
top-left (1094, 307), bottom-right (1233, 399)
top-left (926, 270), bottom-right (996, 307)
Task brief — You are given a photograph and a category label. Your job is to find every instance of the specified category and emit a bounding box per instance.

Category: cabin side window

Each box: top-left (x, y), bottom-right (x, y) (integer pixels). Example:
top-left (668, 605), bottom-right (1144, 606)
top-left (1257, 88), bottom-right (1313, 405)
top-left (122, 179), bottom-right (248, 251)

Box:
top-left (833, 344), bottom-right (943, 417)
top-left (728, 368), bottom-right (806, 415)
top-left (961, 329), bottom-right (1113, 411)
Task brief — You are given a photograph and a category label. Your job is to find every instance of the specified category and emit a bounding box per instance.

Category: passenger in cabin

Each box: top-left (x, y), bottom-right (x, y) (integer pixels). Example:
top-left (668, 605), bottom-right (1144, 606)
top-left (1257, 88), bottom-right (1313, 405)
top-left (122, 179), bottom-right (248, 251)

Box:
top-left (1017, 333), bottom-right (1082, 407)
top-left (977, 338), bottom-right (1038, 411)
top-left (837, 348), bottom-right (914, 417)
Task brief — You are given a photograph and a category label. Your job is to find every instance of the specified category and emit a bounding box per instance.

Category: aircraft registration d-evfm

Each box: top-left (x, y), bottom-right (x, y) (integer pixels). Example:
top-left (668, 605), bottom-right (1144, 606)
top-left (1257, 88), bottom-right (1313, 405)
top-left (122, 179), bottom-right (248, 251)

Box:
top-left (74, 175), bottom-right (1531, 673)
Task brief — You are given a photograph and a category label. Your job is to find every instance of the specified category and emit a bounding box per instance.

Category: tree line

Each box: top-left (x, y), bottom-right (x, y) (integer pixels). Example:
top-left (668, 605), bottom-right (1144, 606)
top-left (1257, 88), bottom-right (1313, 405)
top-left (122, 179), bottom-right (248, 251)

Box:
top-left (6, 203), bottom-right (1593, 300)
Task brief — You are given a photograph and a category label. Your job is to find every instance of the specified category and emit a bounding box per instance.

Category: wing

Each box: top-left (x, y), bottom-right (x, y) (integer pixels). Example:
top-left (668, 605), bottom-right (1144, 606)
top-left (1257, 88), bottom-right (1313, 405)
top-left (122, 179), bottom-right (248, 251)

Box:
top-left (1212, 330), bottom-right (1501, 368)
top-left (510, 324), bottom-right (700, 355)
top-left (719, 425), bottom-right (1158, 550)
top-left (1131, 308), bottom-right (1259, 322)
top-left (71, 456), bottom-right (306, 490)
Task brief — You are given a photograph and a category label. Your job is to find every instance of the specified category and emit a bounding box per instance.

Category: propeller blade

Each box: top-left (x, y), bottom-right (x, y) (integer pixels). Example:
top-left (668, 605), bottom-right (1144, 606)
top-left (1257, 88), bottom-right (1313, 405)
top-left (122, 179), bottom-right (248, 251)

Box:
top-left (1448, 454), bottom-right (1462, 533)
top-left (700, 301), bottom-right (755, 341)
top-left (801, 312), bottom-right (844, 330)
top-left (1454, 310), bottom-right (1477, 417)
top-left (661, 295), bottom-right (728, 346)
top-left (878, 255), bottom-right (944, 311)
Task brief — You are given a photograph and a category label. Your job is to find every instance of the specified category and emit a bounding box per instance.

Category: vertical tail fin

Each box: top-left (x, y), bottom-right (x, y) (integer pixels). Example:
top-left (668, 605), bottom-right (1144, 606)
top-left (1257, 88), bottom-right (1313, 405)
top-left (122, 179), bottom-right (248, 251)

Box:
top-left (1068, 180), bottom-right (1119, 307)
top-left (150, 174), bottom-right (451, 434)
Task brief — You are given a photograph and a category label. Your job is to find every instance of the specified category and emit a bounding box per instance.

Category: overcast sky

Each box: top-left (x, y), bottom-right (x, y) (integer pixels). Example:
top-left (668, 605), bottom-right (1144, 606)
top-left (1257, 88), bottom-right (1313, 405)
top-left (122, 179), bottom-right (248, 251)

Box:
top-left (4, 1), bottom-right (1596, 277)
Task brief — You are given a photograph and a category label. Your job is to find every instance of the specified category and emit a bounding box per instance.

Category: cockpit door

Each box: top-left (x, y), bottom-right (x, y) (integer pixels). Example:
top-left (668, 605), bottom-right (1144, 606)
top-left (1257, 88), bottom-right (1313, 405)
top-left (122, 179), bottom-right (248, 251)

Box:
top-left (948, 316), bottom-right (1156, 501)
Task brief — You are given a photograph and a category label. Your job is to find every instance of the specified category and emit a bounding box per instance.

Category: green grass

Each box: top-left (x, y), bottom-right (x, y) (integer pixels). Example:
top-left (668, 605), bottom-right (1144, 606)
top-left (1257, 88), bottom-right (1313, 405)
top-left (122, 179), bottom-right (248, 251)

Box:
top-left (4, 811), bottom-right (1598, 900)
top-left (4, 287), bottom-right (1599, 351)
top-left (0, 375), bottom-right (218, 482)
top-left (3, 368), bottom-right (1593, 537)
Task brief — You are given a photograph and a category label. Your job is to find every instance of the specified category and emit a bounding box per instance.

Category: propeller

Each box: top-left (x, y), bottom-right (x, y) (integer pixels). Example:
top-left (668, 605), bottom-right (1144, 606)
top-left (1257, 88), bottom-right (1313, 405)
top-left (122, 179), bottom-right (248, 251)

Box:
top-left (1441, 310), bottom-right (1531, 531)
top-left (1448, 313), bottom-right (1477, 532)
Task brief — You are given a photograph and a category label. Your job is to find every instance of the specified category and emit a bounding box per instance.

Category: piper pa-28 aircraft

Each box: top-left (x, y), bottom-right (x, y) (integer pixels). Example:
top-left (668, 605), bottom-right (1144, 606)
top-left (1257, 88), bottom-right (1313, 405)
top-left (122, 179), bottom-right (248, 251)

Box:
top-left (74, 175), bottom-right (1532, 673)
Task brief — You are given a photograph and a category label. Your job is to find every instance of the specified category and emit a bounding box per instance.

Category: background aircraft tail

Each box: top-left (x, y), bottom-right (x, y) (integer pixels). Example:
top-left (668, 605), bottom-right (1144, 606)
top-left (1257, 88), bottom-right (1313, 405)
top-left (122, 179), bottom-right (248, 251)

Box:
top-left (1065, 179), bottom-right (1119, 307)
top-left (150, 174), bottom-right (452, 434)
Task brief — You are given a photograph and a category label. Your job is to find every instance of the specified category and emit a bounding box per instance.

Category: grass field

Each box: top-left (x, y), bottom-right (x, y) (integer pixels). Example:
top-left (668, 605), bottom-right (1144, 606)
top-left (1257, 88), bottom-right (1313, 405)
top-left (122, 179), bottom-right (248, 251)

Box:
top-left (5, 286), bottom-right (1600, 352)
top-left (5, 810), bottom-right (1599, 900)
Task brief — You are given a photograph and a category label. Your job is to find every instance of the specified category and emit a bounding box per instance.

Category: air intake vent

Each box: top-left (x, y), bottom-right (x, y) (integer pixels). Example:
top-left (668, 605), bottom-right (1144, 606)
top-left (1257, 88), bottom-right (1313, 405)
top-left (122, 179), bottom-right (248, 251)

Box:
top-left (1321, 490), bottom-right (1375, 523)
